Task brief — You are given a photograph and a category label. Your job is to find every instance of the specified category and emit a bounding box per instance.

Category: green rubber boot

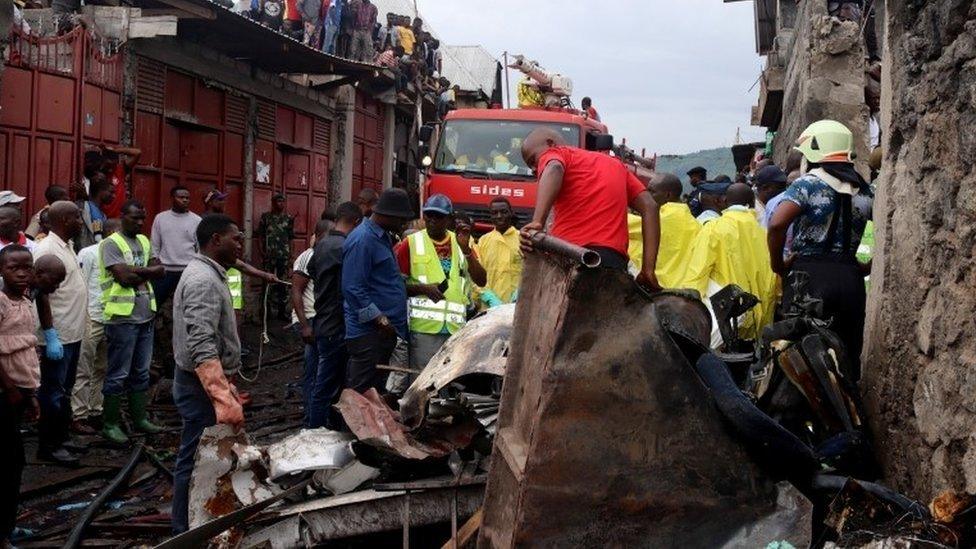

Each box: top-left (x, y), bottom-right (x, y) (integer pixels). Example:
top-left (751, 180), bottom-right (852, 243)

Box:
top-left (129, 391), bottom-right (164, 434)
top-left (101, 395), bottom-right (130, 444)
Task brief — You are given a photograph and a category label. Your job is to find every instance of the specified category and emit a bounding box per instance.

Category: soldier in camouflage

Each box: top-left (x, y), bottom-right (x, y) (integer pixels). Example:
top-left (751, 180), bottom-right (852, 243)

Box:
top-left (256, 193), bottom-right (295, 320)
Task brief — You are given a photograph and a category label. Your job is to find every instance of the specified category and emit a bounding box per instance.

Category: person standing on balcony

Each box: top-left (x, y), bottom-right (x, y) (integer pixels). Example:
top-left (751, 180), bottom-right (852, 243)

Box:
top-left (349, 0), bottom-right (376, 62)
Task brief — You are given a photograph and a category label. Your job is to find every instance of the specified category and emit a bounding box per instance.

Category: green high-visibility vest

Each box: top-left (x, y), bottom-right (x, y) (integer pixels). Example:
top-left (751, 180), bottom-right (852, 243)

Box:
top-left (227, 267), bottom-right (243, 311)
top-left (406, 230), bottom-right (470, 335)
top-left (99, 232), bottom-right (157, 320)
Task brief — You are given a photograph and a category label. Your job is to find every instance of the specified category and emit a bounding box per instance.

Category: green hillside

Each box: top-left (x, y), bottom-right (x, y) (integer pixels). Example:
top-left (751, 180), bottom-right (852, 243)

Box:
top-left (655, 147), bottom-right (737, 194)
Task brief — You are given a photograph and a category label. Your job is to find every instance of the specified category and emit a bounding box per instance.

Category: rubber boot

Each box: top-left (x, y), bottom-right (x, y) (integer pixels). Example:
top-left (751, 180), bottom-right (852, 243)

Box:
top-left (129, 391), bottom-right (164, 434)
top-left (100, 395), bottom-right (130, 444)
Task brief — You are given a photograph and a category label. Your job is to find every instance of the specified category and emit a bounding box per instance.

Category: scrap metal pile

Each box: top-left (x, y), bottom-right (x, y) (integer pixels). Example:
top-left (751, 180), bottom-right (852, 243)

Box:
top-left (173, 306), bottom-right (516, 547)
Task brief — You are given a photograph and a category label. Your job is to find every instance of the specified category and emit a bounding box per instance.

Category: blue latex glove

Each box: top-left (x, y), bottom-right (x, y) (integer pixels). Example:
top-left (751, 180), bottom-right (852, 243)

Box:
top-left (481, 290), bottom-right (503, 309)
top-left (43, 328), bottom-right (64, 361)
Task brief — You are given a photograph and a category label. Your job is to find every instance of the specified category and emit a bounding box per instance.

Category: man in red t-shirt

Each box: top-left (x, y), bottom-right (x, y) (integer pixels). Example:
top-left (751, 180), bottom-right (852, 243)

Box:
top-left (520, 128), bottom-right (662, 290)
top-left (100, 146), bottom-right (141, 219)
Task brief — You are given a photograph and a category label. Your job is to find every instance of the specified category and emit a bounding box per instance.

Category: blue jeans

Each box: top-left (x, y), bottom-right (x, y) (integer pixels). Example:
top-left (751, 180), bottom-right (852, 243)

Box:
top-left (38, 341), bottom-right (81, 450)
top-left (103, 321), bottom-right (154, 396)
top-left (171, 367), bottom-right (216, 534)
top-left (307, 334), bottom-right (348, 430)
top-left (151, 270), bottom-right (183, 307)
top-left (322, 20), bottom-right (339, 54)
top-left (300, 333), bottom-right (318, 428)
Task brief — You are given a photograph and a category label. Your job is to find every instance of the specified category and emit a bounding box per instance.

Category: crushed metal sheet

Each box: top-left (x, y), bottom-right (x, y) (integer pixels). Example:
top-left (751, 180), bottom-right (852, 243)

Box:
top-left (399, 304), bottom-right (514, 428)
top-left (336, 388), bottom-right (459, 460)
top-left (312, 459), bottom-right (380, 496)
top-left (189, 425), bottom-right (250, 531)
top-left (265, 428), bottom-right (356, 481)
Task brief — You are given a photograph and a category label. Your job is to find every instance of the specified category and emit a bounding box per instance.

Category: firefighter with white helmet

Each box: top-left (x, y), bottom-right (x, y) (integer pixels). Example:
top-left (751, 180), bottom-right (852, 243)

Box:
top-left (767, 120), bottom-right (874, 380)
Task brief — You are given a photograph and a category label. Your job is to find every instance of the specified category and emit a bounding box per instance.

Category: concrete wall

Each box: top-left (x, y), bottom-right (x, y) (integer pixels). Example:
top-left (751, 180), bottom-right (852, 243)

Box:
top-left (772, 0), bottom-right (869, 174)
top-left (862, 0), bottom-right (976, 500)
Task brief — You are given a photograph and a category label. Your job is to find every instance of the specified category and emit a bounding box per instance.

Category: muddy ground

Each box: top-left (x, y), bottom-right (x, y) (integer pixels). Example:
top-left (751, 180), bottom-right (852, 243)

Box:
top-left (17, 318), bottom-right (308, 548)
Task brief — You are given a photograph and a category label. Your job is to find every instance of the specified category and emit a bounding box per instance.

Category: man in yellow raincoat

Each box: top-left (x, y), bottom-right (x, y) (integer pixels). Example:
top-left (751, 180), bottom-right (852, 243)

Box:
top-left (681, 183), bottom-right (777, 347)
top-left (475, 197), bottom-right (522, 307)
top-left (628, 173), bottom-right (700, 288)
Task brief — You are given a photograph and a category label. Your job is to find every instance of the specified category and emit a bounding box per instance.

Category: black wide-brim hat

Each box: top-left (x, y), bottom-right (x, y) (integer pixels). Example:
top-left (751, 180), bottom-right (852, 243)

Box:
top-left (373, 188), bottom-right (415, 219)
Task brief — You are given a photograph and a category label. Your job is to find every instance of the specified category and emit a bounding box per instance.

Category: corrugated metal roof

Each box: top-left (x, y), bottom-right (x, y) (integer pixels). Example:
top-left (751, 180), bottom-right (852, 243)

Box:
top-left (440, 45), bottom-right (499, 97)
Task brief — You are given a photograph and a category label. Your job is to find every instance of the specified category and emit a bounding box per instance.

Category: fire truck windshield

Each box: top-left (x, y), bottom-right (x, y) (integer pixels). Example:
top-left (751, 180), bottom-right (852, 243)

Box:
top-left (434, 120), bottom-right (580, 180)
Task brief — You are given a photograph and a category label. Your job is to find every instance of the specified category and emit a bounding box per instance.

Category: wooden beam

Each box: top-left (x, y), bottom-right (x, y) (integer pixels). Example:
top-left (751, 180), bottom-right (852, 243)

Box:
top-left (441, 509), bottom-right (483, 549)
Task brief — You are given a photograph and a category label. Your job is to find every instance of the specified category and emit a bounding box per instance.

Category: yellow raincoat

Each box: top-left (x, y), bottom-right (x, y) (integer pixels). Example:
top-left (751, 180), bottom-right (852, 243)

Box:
top-left (680, 207), bottom-right (777, 340)
top-left (474, 227), bottom-right (523, 306)
top-left (628, 203), bottom-right (701, 288)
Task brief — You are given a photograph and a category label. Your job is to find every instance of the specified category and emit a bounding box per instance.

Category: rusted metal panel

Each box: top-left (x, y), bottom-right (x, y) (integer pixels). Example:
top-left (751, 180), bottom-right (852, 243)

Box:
top-left (101, 89), bottom-right (120, 143)
top-left (312, 153), bottom-right (329, 194)
top-left (478, 251), bottom-right (781, 548)
top-left (36, 72), bottom-right (76, 135)
top-left (0, 67), bottom-right (33, 129)
top-left (164, 71), bottom-right (193, 115)
top-left (224, 132), bottom-right (244, 179)
top-left (225, 180), bottom-right (244, 224)
top-left (275, 104), bottom-right (295, 145)
top-left (294, 112), bottom-right (313, 150)
top-left (180, 128), bottom-right (220, 176)
top-left (161, 122), bottom-right (180, 169)
top-left (135, 111), bottom-right (161, 169)
top-left (282, 152), bottom-right (309, 191)
top-left (285, 191), bottom-right (309, 237)
top-left (82, 83), bottom-right (103, 139)
top-left (194, 82), bottom-right (224, 128)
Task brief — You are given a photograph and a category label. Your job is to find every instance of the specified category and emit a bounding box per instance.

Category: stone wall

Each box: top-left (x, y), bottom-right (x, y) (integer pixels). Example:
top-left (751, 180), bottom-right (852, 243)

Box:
top-left (772, 0), bottom-right (869, 175)
top-left (862, 1), bottom-right (976, 500)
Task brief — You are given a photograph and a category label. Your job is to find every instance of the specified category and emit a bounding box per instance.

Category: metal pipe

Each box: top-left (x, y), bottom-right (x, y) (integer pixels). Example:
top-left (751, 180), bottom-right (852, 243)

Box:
top-left (63, 443), bottom-right (145, 549)
top-left (526, 230), bottom-right (601, 268)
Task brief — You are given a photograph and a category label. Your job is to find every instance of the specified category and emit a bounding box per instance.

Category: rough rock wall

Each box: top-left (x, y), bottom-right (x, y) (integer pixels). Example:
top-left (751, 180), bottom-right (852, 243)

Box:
top-left (773, 0), bottom-right (869, 174)
top-left (862, 1), bottom-right (976, 501)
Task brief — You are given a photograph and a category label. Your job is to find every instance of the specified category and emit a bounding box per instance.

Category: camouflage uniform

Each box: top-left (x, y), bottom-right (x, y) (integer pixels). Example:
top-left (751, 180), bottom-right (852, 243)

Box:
top-left (257, 212), bottom-right (295, 317)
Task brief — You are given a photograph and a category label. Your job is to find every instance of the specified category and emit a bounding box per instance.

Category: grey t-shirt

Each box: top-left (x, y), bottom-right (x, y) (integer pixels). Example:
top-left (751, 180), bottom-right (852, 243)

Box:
top-left (150, 210), bottom-right (201, 272)
top-left (101, 234), bottom-right (156, 324)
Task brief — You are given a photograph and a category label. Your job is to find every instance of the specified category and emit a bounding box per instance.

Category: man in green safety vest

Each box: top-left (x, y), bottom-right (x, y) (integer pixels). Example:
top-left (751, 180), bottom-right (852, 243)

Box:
top-left (98, 200), bottom-right (166, 443)
top-left (394, 195), bottom-right (487, 371)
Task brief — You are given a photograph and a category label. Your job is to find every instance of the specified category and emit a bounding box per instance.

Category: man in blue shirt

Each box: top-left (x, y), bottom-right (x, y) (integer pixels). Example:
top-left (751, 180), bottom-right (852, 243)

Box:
top-left (756, 165), bottom-right (789, 229)
top-left (341, 188), bottom-right (414, 394)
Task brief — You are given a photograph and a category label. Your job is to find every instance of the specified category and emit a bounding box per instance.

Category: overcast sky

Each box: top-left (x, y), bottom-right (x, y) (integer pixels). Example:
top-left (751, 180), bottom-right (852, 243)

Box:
top-left (417, 0), bottom-right (767, 155)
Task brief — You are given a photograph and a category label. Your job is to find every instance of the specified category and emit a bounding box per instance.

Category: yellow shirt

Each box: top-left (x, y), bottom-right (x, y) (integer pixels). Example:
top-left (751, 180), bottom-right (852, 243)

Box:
top-left (474, 227), bottom-right (523, 304)
top-left (628, 203), bottom-right (701, 288)
top-left (396, 26), bottom-right (416, 54)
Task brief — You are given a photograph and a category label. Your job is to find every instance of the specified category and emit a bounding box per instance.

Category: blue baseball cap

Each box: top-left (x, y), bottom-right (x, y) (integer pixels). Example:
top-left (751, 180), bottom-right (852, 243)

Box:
top-left (423, 194), bottom-right (454, 216)
top-left (698, 182), bottom-right (732, 196)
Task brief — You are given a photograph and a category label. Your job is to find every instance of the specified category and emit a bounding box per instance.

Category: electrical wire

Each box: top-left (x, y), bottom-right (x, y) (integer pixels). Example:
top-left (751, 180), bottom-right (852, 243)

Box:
top-left (236, 284), bottom-right (273, 383)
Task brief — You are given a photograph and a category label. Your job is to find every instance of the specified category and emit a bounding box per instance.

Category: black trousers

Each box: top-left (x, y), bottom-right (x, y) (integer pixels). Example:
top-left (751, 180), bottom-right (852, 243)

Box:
top-left (782, 257), bottom-right (866, 380)
top-left (0, 392), bottom-right (26, 542)
top-left (345, 330), bottom-right (397, 394)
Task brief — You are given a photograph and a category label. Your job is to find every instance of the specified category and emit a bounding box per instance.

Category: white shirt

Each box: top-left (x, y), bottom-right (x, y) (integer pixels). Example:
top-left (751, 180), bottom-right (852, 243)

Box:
top-left (33, 232), bottom-right (87, 344)
top-left (291, 248), bottom-right (316, 325)
top-left (696, 210), bottom-right (721, 225)
top-left (78, 243), bottom-right (105, 322)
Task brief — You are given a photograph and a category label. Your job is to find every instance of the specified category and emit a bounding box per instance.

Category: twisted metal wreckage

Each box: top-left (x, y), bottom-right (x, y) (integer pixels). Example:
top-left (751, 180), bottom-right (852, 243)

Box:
top-left (160, 233), bottom-right (973, 549)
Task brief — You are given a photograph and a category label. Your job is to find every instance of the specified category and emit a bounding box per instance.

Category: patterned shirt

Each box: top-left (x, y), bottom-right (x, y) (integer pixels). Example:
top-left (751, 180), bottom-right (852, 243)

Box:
top-left (781, 173), bottom-right (873, 258)
top-left (257, 212), bottom-right (295, 263)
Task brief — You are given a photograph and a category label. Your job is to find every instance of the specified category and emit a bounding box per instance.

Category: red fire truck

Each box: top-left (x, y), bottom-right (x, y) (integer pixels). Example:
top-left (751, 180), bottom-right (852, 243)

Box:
top-left (421, 107), bottom-right (617, 227)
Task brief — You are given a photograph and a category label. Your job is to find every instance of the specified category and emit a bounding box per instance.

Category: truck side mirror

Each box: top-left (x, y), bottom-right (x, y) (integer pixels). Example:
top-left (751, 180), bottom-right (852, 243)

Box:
top-left (586, 133), bottom-right (614, 151)
top-left (419, 124), bottom-right (434, 143)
